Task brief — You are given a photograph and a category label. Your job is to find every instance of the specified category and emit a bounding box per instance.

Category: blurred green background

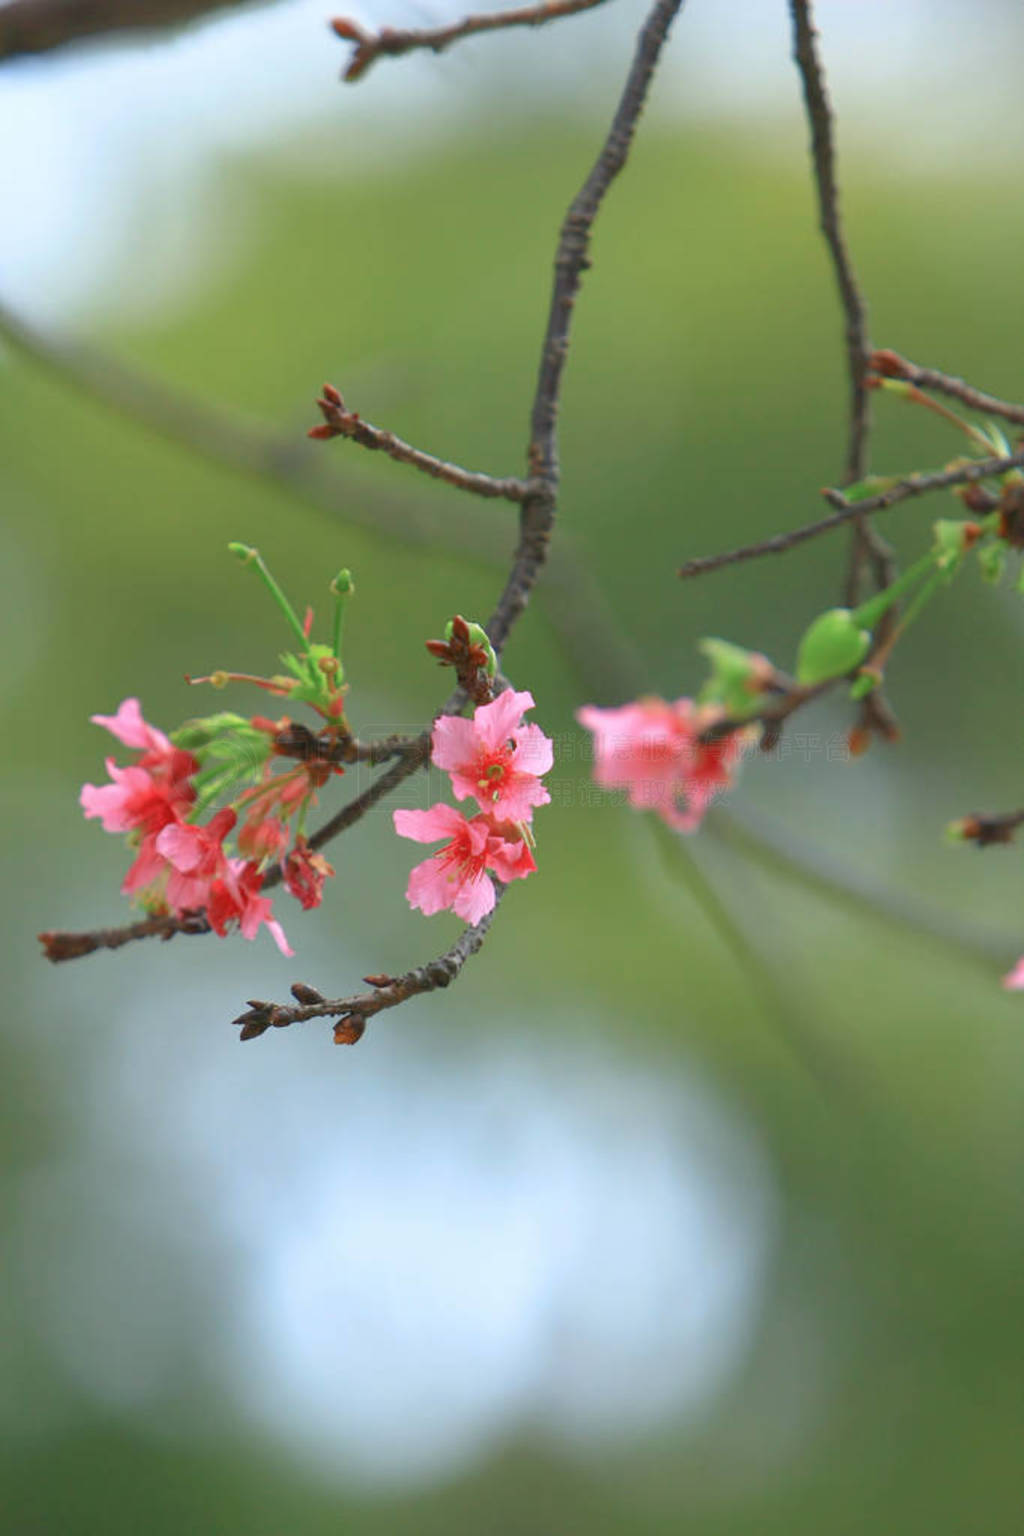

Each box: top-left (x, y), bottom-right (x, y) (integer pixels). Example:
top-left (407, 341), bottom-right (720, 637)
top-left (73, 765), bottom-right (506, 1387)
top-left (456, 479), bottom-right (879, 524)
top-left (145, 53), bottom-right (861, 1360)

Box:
top-left (5, 1), bottom-right (1024, 1531)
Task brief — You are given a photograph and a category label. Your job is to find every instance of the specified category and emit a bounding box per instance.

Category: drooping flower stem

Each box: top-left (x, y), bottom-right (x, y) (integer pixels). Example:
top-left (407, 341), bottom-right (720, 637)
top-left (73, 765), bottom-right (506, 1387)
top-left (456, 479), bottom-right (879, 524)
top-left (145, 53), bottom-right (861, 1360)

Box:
top-left (228, 543), bottom-right (311, 656)
top-left (330, 568), bottom-right (354, 669)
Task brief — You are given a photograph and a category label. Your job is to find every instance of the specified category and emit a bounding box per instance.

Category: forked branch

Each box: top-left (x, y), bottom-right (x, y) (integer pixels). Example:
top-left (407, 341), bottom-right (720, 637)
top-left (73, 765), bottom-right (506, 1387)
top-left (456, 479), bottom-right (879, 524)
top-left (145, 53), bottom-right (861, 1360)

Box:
top-left (331, 0), bottom-right (609, 82)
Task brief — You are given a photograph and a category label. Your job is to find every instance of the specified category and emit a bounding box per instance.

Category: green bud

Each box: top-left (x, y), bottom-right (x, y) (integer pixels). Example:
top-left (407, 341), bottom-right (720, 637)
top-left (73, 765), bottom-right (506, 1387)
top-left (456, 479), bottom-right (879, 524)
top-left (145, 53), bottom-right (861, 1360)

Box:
top-left (795, 608), bottom-right (871, 686)
top-left (330, 568), bottom-right (354, 597)
top-left (228, 541), bottom-right (257, 562)
top-left (698, 637), bottom-right (772, 714)
top-left (445, 617), bottom-right (497, 677)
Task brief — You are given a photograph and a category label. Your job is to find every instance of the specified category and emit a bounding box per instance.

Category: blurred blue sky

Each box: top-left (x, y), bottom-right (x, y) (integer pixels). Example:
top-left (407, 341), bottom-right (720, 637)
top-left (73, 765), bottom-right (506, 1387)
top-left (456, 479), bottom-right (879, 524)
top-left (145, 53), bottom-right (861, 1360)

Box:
top-left (1, 0), bottom-right (1017, 320)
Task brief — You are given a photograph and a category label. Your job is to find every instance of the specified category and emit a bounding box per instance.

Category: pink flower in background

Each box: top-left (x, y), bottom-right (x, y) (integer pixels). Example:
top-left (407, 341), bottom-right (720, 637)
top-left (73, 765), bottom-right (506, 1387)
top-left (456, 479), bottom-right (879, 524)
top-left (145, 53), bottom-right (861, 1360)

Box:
top-left (394, 804), bottom-right (536, 923)
top-left (577, 696), bottom-right (750, 832)
top-left (1003, 957), bottom-right (1024, 991)
top-left (432, 687), bottom-right (552, 821)
top-left (208, 859), bottom-right (293, 956)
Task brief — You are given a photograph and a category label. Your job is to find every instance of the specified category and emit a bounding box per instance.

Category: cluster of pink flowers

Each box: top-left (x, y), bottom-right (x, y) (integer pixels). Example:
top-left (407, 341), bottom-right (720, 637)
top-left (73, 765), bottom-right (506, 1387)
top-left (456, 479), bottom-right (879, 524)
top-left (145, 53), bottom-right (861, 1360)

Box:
top-left (394, 688), bottom-right (552, 923)
top-left (576, 696), bottom-right (751, 832)
top-left (80, 699), bottom-right (334, 954)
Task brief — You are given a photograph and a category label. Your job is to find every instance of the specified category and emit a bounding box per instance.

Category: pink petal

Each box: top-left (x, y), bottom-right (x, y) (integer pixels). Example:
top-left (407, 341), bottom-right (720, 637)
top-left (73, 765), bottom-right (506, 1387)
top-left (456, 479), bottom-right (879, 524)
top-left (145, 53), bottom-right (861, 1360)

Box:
top-left (486, 835), bottom-right (537, 883)
top-left (488, 776), bottom-right (550, 823)
top-left (430, 714), bottom-right (478, 772)
top-left (510, 722), bottom-right (554, 777)
top-left (91, 698), bottom-right (171, 754)
top-left (265, 918), bottom-right (294, 958)
top-left (156, 822), bottom-right (204, 872)
top-left (393, 805), bottom-right (467, 844)
top-left (473, 689), bottom-right (534, 752)
top-left (406, 854), bottom-right (456, 915)
top-left (452, 868), bottom-right (496, 924)
top-left (1003, 957), bottom-right (1024, 991)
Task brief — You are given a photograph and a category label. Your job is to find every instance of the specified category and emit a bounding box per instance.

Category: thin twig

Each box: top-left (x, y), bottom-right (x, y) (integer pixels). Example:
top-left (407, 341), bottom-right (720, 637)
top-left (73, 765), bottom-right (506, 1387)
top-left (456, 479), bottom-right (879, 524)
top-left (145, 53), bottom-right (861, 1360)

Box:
top-left (788, 0), bottom-right (893, 604)
top-left (232, 886), bottom-right (506, 1040)
top-left (488, 0), bottom-right (687, 656)
top-left (0, 0), bottom-right (260, 61)
top-left (310, 382), bottom-right (531, 502)
top-left (331, 0), bottom-right (609, 82)
top-left (678, 449), bottom-right (1024, 578)
top-left (870, 349), bottom-right (1024, 428)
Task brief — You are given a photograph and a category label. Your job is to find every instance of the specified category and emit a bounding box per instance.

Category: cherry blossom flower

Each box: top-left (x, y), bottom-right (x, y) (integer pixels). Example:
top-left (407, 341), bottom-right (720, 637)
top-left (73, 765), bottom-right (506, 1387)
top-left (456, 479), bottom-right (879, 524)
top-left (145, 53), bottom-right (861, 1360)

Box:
top-left (431, 688), bottom-right (552, 822)
top-left (80, 759), bottom-right (192, 837)
top-left (156, 807), bottom-right (238, 912)
top-left (282, 838), bottom-right (334, 910)
top-left (90, 697), bottom-right (173, 756)
top-left (1003, 957), bottom-right (1024, 991)
top-left (81, 699), bottom-right (197, 836)
top-left (207, 859), bottom-right (293, 955)
top-left (238, 814), bottom-right (291, 863)
top-left (393, 804), bottom-right (536, 924)
top-left (577, 696), bottom-right (751, 832)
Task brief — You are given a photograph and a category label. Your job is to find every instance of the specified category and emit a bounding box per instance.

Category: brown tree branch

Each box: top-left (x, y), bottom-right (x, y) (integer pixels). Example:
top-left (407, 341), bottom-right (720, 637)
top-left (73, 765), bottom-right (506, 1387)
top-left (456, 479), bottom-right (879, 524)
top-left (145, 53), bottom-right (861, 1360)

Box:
top-left (232, 886), bottom-right (506, 1040)
top-left (788, 0), bottom-right (893, 602)
top-left (0, 0), bottom-right (268, 62)
top-left (487, 0), bottom-right (687, 656)
top-left (331, 0), bottom-right (609, 83)
top-left (678, 449), bottom-right (1024, 579)
top-left (310, 382), bottom-right (531, 502)
top-left (869, 349), bottom-right (1024, 428)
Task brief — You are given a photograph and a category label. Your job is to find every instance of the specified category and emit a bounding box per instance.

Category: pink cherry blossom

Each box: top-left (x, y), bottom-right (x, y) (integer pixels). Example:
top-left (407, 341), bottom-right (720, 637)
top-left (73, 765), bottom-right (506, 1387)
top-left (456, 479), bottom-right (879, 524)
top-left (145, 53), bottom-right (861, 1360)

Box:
top-left (431, 688), bottom-right (553, 822)
top-left (207, 860), bottom-right (293, 956)
top-left (80, 760), bottom-right (188, 837)
top-left (91, 698), bottom-right (173, 756)
top-left (577, 696), bottom-right (751, 832)
top-left (156, 807), bottom-right (237, 912)
top-left (394, 804), bottom-right (536, 924)
top-left (282, 838), bottom-right (335, 910)
top-left (1003, 957), bottom-right (1024, 991)
top-left (238, 814), bottom-right (291, 863)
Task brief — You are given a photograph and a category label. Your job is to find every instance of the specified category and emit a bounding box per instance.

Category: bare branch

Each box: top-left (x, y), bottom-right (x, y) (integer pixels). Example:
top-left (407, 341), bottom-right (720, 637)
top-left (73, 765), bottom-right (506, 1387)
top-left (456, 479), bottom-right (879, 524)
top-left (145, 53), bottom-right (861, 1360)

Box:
top-left (487, 0), bottom-right (687, 655)
top-left (39, 909), bottom-right (210, 961)
top-left (788, 0), bottom-right (894, 609)
top-left (310, 382), bottom-right (531, 502)
top-left (233, 887), bottom-right (506, 1041)
top-left (678, 449), bottom-right (1024, 579)
top-left (0, 0), bottom-right (268, 62)
top-left (331, 0), bottom-right (609, 83)
top-left (870, 349), bottom-right (1024, 428)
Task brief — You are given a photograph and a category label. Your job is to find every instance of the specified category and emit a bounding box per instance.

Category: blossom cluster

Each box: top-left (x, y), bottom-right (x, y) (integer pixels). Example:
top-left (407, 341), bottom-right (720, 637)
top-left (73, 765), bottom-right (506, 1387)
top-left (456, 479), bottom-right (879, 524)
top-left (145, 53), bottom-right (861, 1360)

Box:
top-left (576, 696), bottom-right (751, 832)
top-left (80, 698), bottom-right (335, 954)
top-left (394, 688), bottom-right (552, 923)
